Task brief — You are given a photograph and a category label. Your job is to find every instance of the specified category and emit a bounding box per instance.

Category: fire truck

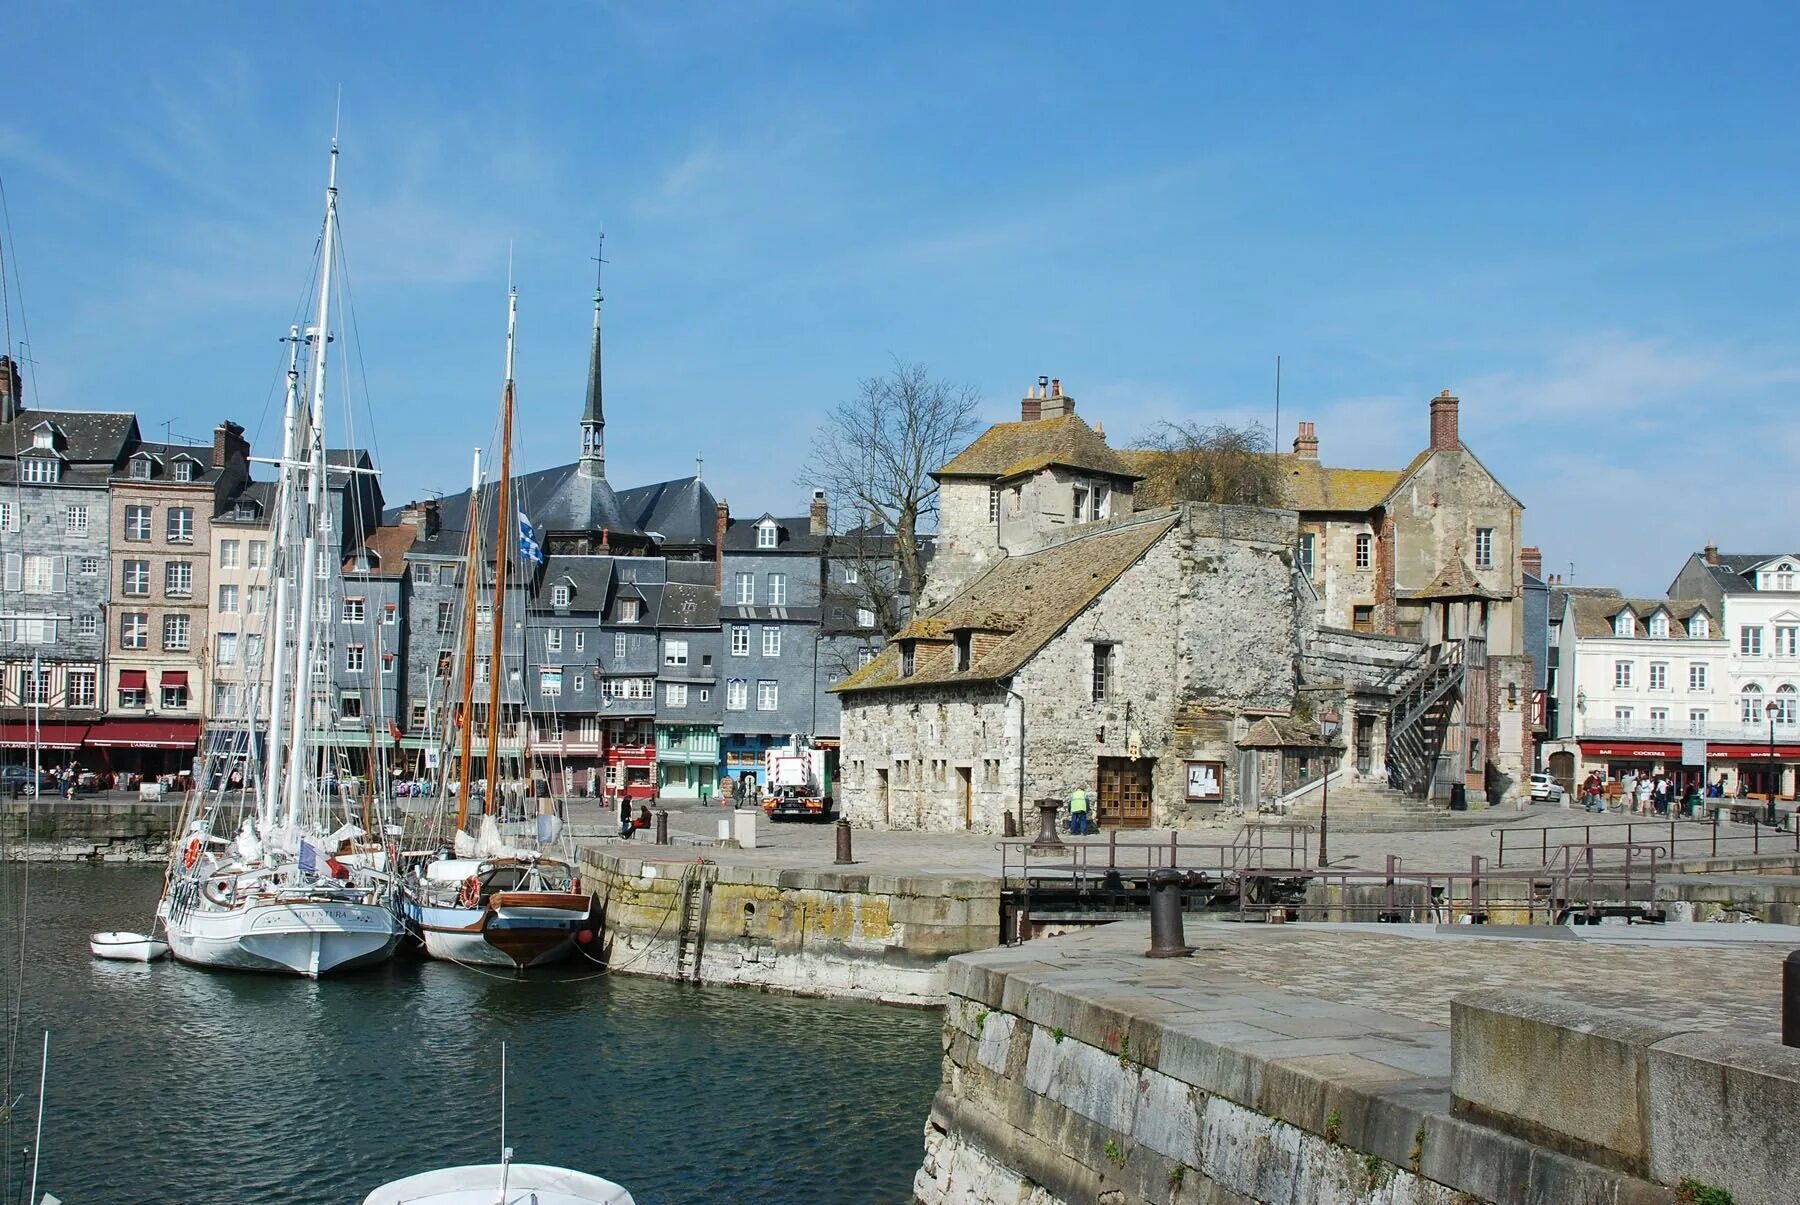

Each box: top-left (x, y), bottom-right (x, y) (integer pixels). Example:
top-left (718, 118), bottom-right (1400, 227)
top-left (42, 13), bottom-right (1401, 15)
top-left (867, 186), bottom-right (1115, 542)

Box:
top-left (761, 737), bottom-right (835, 822)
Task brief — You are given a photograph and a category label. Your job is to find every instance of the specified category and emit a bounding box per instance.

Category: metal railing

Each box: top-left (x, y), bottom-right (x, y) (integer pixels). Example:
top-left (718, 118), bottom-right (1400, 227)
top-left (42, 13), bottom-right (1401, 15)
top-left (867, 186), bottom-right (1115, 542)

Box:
top-left (1493, 814), bottom-right (1800, 868)
top-left (999, 822), bottom-right (1314, 888)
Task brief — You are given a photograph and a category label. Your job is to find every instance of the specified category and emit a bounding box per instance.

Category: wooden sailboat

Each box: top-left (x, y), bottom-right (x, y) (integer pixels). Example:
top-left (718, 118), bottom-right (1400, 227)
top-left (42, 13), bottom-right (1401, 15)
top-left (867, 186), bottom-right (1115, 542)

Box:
top-left (152, 135), bottom-right (403, 978)
top-left (400, 288), bottom-right (595, 970)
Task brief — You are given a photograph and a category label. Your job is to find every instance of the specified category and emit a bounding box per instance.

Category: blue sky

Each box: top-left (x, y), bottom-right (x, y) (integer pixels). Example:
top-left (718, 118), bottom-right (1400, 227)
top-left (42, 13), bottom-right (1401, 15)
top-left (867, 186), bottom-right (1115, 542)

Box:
top-left (3, 3), bottom-right (1798, 595)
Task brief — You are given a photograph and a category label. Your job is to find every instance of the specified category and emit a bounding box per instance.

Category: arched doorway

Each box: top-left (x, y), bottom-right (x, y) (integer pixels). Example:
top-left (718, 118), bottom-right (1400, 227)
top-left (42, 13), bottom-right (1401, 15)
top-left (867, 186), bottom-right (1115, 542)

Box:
top-left (1548, 750), bottom-right (1575, 794)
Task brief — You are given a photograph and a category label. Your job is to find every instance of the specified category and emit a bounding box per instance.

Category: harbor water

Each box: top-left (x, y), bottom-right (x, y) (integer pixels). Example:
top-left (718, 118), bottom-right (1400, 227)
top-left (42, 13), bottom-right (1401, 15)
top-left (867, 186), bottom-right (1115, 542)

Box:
top-left (0, 866), bottom-right (942, 1204)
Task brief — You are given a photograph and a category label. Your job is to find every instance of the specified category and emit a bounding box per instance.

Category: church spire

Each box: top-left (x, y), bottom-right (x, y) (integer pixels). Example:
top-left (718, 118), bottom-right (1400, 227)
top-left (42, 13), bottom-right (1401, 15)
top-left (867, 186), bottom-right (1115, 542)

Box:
top-left (578, 232), bottom-right (606, 479)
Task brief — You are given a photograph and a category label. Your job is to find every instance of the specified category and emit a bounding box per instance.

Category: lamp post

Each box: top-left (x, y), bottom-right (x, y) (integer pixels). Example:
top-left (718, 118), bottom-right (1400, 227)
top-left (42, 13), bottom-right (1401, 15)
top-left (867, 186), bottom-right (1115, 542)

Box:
top-left (1317, 706), bottom-right (1342, 868)
top-left (1767, 700), bottom-right (1781, 827)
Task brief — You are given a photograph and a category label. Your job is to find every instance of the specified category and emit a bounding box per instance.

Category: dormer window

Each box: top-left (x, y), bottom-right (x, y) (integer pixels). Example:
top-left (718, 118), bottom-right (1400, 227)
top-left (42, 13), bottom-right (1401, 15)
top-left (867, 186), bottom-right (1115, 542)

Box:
top-left (1691, 614), bottom-right (1710, 639)
top-left (551, 584), bottom-right (571, 609)
top-left (173, 459), bottom-right (196, 482)
top-left (130, 456), bottom-right (153, 480)
top-left (231, 500), bottom-right (260, 521)
top-left (954, 631), bottom-right (972, 671)
top-left (1614, 612), bottom-right (1635, 638)
top-left (619, 597), bottom-right (640, 624)
top-left (899, 642), bottom-right (916, 677)
top-left (31, 430), bottom-right (51, 450)
top-left (1648, 613), bottom-right (1669, 639)
top-left (757, 521), bottom-right (778, 549)
top-left (20, 458), bottom-right (58, 484)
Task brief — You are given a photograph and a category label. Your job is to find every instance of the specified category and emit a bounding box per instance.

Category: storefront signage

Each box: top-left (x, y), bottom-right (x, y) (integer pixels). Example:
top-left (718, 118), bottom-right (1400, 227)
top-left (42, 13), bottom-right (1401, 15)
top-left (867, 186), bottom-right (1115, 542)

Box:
top-left (1185, 761), bottom-right (1223, 801)
top-left (1579, 742), bottom-right (1679, 759)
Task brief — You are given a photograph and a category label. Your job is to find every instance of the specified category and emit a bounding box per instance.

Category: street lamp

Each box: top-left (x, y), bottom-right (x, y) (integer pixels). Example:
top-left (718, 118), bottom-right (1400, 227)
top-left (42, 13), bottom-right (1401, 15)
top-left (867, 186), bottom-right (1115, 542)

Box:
top-left (1317, 706), bottom-right (1342, 867)
top-left (1767, 700), bottom-right (1781, 826)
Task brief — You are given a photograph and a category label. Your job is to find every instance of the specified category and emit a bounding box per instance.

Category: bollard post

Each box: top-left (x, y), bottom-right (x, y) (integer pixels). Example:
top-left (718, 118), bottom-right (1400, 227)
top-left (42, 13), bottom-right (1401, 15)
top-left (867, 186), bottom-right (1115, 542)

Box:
top-left (1002, 811), bottom-right (1018, 838)
top-left (654, 809), bottom-right (669, 846)
top-left (834, 818), bottom-right (854, 865)
top-left (1029, 797), bottom-right (1066, 852)
top-left (1785, 950), bottom-right (1800, 1048)
top-left (1146, 867), bottom-right (1194, 958)
top-left (1712, 808), bottom-right (1719, 857)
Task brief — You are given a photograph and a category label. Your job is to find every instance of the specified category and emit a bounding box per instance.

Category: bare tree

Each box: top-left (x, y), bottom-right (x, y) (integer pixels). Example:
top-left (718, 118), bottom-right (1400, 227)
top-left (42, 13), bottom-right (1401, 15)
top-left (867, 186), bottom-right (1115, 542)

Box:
top-left (805, 358), bottom-right (980, 621)
top-left (1134, 420), bottom-right (1284, 508)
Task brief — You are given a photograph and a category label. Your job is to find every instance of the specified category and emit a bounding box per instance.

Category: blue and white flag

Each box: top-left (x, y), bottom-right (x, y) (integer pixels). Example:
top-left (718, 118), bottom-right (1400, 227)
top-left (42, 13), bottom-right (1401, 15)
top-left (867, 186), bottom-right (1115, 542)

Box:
top-left (518, 512), bottom-right (545, 565)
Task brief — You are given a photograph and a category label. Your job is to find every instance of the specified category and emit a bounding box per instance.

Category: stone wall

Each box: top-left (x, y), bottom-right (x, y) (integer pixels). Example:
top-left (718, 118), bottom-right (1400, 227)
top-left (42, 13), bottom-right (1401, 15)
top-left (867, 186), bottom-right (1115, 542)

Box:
top-left (1300, 627), bottom-right (1421, 692)
top-left (0, 798), bottom-right (180, 861)
top-left (578, 845), bottom-right (1000, 1005)
top-left (837, 682), bottom-right (1020, 831)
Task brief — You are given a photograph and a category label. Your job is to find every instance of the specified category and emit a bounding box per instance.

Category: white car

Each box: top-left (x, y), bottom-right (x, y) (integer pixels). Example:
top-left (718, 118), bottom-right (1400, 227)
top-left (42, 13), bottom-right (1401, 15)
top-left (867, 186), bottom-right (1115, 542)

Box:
top-left (1529, 773), bottom-right (1566, 803)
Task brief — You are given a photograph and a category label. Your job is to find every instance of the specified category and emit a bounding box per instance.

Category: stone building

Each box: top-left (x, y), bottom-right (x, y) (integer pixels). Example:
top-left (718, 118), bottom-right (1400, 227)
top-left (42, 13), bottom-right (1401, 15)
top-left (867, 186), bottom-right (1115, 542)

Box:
top-left (0, 357), bottom-right (134, 762)
top-left (835, 504), bottom-right (1302, 832)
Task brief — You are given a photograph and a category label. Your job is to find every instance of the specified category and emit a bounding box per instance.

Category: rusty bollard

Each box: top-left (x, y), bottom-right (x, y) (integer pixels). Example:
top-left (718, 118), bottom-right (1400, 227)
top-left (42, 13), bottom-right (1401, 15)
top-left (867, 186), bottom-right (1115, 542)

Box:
top-left (834, 818), bottom-right (854, 865)
top-left (1147, 867), bottom-right (1194, 958)
top-left (1785, 949), bottom-right (1800, 1048)
top-left (654, 809), bottom-right (669, 845)
top-left (1029, 797), bottom-right (1066, 853)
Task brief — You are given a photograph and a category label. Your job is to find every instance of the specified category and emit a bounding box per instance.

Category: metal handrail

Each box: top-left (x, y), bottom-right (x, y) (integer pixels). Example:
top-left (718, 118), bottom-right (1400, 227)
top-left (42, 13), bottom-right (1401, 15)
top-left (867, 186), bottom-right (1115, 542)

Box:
top-left (1493, 813), bottom-right (1800, 867)
top-left (997, 823), bottom-right (1315, 887)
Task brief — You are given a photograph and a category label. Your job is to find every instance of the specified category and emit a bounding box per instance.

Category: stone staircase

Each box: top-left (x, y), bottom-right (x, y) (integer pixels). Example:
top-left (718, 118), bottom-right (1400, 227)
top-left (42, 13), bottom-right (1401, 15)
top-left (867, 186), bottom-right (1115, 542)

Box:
top-left (1280, 777), bottom-right (1506, 833)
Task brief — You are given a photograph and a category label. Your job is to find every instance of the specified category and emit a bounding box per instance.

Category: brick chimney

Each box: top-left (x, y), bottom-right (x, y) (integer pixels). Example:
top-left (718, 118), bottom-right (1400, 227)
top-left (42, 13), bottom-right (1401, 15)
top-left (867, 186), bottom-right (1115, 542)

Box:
top-left (809, 488), bottom-right (829, 536)
top-left (1021, 375), bottom-right (1048, 422)
top-left (714, 500), bottom-right (730, 588)
top-left (399, 498), bottom-right (441, 538)
top-left (1292, 420), bottom-right (1319, 461)
top-left (0, 356), bottom-right (21, 424)
top-left (1521, 546), bottom-right (1543, 579)
top-left (1429, 390), bottom-right (1461, 452)
top-left (1704, 542), bottom-right (1720, 566)
top-left (212, 420), bottom-right (249, 470)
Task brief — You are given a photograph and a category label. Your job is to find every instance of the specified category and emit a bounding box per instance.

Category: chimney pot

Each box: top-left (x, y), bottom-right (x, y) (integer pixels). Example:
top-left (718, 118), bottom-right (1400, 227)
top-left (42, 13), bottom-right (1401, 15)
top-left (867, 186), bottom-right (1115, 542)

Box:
top-left (1292, 420), bottom-right (1320, 461)
top-left (1050, 378), bottom-right (1061, 398)
top-left (809, 488), bottom-right (829, 536)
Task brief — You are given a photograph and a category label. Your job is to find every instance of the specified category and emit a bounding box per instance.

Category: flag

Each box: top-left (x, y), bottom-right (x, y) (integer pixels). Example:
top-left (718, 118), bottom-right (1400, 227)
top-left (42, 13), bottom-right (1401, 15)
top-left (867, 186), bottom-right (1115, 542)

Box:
top-left (518, 513), bottom-right (545, 565)
top-left (388, 720), bottom-right (405, 743)
top-left (299, 838), bottom-right (349, 879)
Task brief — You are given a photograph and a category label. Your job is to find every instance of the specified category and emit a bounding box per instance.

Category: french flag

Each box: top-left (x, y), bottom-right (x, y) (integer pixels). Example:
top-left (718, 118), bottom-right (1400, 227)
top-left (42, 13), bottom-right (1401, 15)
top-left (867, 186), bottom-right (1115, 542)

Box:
top-left (299, 838), bottom-right (349, 879)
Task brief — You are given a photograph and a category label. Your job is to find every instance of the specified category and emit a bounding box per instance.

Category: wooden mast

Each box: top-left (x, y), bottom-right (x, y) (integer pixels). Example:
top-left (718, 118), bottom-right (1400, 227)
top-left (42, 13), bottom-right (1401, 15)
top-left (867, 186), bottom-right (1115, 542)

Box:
top-left (481, 289), bottom-right (519, 815)
top-left (452, 450), bottom-right (485, 836)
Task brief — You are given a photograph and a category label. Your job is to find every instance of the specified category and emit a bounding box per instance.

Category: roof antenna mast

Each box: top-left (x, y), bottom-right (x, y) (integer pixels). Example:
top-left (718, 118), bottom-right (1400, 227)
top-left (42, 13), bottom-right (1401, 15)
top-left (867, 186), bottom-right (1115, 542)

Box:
top-left (1273, 354), bottom-right (1281, 444)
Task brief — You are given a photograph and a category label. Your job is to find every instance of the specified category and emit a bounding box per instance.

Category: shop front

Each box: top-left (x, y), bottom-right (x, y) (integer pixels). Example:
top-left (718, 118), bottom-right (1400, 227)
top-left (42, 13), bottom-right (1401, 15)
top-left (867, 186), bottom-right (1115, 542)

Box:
top-left (84, 717), bottom-right (203, 781)
top-left (1578, 740), bottom-right (1684, 784)
top-left (1705, 744), bottom-right (1800, 799)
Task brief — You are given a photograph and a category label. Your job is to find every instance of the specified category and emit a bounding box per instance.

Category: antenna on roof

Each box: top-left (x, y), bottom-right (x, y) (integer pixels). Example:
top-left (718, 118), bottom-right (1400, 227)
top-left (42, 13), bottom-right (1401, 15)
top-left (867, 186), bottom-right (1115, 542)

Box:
top-left (1273, 354), bottom-right (1281, 443)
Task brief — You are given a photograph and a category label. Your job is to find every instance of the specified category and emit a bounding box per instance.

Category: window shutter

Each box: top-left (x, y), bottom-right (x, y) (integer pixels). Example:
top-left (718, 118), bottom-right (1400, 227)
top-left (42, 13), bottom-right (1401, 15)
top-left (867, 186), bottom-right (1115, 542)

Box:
top-left (50, 556), bottom-right (67, 594)
top-left (2, 554), bottom-right (20, 592)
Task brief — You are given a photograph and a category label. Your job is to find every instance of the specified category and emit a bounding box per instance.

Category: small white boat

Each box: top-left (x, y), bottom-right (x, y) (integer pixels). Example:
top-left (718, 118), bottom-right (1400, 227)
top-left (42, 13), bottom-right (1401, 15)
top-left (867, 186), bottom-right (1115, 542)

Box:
top-left (88, 931), bottom-right (169, 962)
top-left (362, 1161), bottom-right (634, 1205)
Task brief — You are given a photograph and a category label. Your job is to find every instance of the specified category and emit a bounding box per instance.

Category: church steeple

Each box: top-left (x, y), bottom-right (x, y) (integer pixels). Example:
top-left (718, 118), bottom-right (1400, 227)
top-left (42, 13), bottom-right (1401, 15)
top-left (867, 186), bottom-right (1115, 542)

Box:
top-left (578, 234), bottom-right (606, 480)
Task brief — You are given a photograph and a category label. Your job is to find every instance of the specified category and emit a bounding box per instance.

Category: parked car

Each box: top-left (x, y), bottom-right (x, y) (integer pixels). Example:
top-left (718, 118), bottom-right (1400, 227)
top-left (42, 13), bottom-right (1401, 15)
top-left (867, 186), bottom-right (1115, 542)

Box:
top-left (0, 765), bottom-right (56, 798)
top-left (1529, 772), bottom-right (1566, 803)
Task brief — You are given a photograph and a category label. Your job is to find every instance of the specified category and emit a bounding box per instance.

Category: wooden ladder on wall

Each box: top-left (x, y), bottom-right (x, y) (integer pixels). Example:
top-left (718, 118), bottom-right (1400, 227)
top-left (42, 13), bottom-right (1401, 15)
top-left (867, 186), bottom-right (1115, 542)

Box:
top-left (673, 861), bottom-right (716, 983)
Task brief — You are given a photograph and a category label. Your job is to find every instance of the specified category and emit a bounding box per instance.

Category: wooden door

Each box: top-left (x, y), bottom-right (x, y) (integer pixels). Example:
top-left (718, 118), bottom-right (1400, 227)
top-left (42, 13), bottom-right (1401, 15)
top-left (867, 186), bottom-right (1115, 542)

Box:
top-left (958, 765), bottom-right (973, 829)
top-left (1096, 757), bottom-right (1153, 828)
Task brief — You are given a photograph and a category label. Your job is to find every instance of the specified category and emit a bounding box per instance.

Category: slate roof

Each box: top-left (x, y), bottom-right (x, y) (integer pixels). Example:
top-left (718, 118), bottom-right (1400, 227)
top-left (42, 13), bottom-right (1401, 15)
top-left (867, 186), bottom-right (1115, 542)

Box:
top-left (0, 408), bottom-right (138, 483)
top-left (723, 515), bottom-right (827, 554)
top-left (215, 479), bottom-right (275, 523)
top-left (529, 464), bottom-right (642, 540)
top-left (537, 556), bottom-right (616, 611)
top-left (658, 582), bottom-right (720, 629)
top-left (118, 440), bottom-right (223, 485)
top-left (1696, 553), bottom-right (1800, 595)
top-left (834, 513), bottom-right (1178, 693)
top-left (396, 464), bottom-right (710, 557)
top-left (1568, 594), bottom-right (1714, 640)
top-left (616, 475), bottom-right (719, 547)
top-left (935, 416), bottom-right (1141, 483)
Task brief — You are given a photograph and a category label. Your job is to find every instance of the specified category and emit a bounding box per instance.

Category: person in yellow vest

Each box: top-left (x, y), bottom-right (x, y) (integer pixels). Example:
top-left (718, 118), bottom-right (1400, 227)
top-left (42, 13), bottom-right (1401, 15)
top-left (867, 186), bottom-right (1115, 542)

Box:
top-left (1068, 786), bottom-right (1091, 835)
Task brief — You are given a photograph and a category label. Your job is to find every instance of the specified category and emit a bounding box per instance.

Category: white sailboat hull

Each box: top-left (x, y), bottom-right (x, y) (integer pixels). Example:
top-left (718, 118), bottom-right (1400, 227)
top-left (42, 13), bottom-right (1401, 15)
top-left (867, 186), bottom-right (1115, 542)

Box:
top-left (165, 898), bottom-right (402, 978)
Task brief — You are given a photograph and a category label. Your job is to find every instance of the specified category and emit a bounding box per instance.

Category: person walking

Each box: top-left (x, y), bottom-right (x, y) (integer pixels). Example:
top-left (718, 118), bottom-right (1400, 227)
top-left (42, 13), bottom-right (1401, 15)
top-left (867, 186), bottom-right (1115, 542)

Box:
top-left (1068, 785), bottom-right (1091, 835)
top-left (617, 792), bottom-right (634, 840)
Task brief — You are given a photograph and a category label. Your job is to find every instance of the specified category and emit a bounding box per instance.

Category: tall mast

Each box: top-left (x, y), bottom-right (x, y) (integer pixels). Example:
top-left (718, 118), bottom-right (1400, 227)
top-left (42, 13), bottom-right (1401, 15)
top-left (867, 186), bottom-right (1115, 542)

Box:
top-left (481, 289), bottom-right (519, 813)
top-left (283, 136), bottom-right (340, 830)
top-left (260, 326), bottom-right (303, 834)
top-left (452, 448), bottom-right (483, 835)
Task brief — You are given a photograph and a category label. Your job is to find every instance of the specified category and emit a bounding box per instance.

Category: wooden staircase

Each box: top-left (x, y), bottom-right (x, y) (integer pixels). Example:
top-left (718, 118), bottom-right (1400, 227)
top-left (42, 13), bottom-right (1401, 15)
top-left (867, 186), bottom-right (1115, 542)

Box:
top-left (1384, 641), bottom-right (1468, 801)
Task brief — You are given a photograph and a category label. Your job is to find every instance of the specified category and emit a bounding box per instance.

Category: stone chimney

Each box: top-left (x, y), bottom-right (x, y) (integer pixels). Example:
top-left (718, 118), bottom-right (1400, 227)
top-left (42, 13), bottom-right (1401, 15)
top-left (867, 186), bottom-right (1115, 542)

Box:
top-left (1521, 546), bottom-right (1543, 579)
top-left (1704, 542), bottom-right (1720, 566)
top-left (715, 500), bottom-right (730, 588)
top-left (809, 488), bottom-right (829, 536)
top-left (212, 420), bottom-right (249, 470)
top-left (1292, 420), bottom-right (1319, 461)
top-left (1429, 390), bottom-right (1460, 452)
top-left (1039, 377), bottom-right (1076, 420)
top-left (0, 356), bottom-right (21, 424)
top-left (399, 498), bottom-right (441, 538)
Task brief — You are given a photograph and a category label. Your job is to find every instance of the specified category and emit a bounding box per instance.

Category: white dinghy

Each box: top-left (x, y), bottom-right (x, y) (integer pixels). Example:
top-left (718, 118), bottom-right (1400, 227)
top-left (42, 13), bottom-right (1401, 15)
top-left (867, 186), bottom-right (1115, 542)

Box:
top-left (88, 931), bottom-right (169, 962)
top-left (361, 1161), bottom-right (634, 1205)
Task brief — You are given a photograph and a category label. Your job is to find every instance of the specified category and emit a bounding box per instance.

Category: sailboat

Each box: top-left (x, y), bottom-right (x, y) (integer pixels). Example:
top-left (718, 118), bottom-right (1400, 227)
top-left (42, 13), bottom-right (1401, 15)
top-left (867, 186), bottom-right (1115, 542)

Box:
top-left (398, 288), bottom-right (595, 970)
top-left (153, 135), bottom-right (403, 978)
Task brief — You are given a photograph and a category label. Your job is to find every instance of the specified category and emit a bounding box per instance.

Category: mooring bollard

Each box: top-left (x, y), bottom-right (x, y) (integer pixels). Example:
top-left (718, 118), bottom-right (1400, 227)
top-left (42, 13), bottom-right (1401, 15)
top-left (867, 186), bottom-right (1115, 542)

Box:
top-left (1785, 949), bottom-right (1800, 1048)
top-left (1029, 797), bottom-right (1066, 852)
top-left (834, 818), bottom-right (854, 865)
top-left (654, 809), bottom-right (669, 845)
top-left (1003, 811), bottom-right (1018, 838)
top-left (1146, 867), bottom-right (1194, 958)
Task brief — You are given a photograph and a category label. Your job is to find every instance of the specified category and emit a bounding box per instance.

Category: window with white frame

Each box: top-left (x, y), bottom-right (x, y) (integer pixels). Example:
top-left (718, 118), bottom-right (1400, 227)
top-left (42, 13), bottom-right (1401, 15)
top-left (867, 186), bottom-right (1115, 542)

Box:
top-left (988, 486), bottom-right (1000, 524)
top-left (1614, 612), bottom-right (1635, 637)
top-left (664, 639), bottom-right (689, 667)
top-left (0, 501), bottom-right (11, 531)
top-left (79, 556), bottom-right (99, 576)
top-left (1614, 660), bottom-right (1633, 689)
top-left (726, 679), bottom-right (748, 710)
top-left (666, 683), bottom-right (688, 708)
top-left (159, 676), bottom-right (188, 708)
top-left (21, 554), bottom-right (61, 595)
top-left (129, 456), bottom-right (153, 480)
top-left (66, 506), bottom-right (88, 534)
top-left (619, 597), bottom-right (640, 623)
top-left (1779, 684), bottom-right (1799, 725)
top-left (249, 540), bottom-right (268, 569)
top-left (843, 564), bottom-right (858, 584)
top-left (1614, 706), bottom-right (1633, 728)
top-left (1648, 708), bottom-right (1668, 732)
top-left (1741, 683), bottom-right (1765, 725)
top-left (1093, 643), bottom-right (1117, 701)
top-left (1689, 708), bottom-right (1709, 733)
top-left (120, 612), bottom-right (147, 649)
top-left (249, 585), bottom-right (268, 614)
top-left (219, 539), bottom-right (240, 568)
top-left (1690, 662), bottom-right (1709, 691)
top-left (172, 459), bottom-right (196, 482)
top-left (164, 561), bottom-right (192, 597)
top-left (382, 603), bottom-right (396, 626)
top-left (245, 634), bottom-right (263, 665)
top-left (768, 573), bottom-right (787, 605)
top-left (162, 614), bottom-right (190, 651)
top-left (341, 597), bottom-right (365, 623)
top-left (731, 625), bottom-right (749, 656)
top-left (551, 584), bottom-right (571, 608)
top-left (1072, 486), bottom-right (1088, 522)
top-left (20, 458), bottom-right (58, 484)
top-left (1743, 626), bottom-right (1764, 656)
top-left (1648, 662), bottom-right (1667, 691)
top-left (1474, 527), bottom-right (1494, 569)
top-left (858, 647), bottom-right (876, 668)
top-left (75, 613), bottom-right (96, 638)
top-left (213, 682), bottom-right (239, 718)
top-left (1297, 533), bottom-right (1315, 577)
top-left (574, 630), bottom-right (584, 651)
top-left (756, 680), bottom-right (779, 711)
top-left (1691, 613), bottom-right (1710, 639)
top-left (1778, 626), bottom-right (1799, 658)
top-left (762, 627), bottom-right (781, 657)
top-left (856, 607), bottom-right (875, 628)
top-left (124, 506), bottom-right (151, 541)
top-left (345, 644), bottom-right (365, 673)
top-left (547, 629), bottom-right (563, 653)
top-left (19, 667), bottom-right (50, 706)
top-left (67, 670), bottom-right (96, 709)
top-left (757, 521), bottom-right (778, 549)
top-left (1648, 613), bottom-right (1669, 638)
top-left (1093, 484), bottom-right (1111, 521)
top-left (1355, 532), bottom-right (1372, 569)
top-left (614, 632), bottom-right (627, 659)
top-left (216, 631), bottom-right (238, 666)
top-left (166, 507), bottom-right (194, 543)
top-left (338, 691), bottom-right (362, 720)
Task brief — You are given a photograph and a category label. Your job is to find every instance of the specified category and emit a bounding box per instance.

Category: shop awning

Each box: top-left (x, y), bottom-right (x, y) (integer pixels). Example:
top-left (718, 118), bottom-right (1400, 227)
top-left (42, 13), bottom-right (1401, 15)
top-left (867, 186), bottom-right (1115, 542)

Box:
top-left (1707, 744), bottom-right (1800, 760)
top-left (85, 719), bottom-right (202, 750)
top-left (160, 670), bottom-right (188, 688)
top-left (0, 723), bottom-right (90, 750)
top-left (117, 670), bottom-right (148, 690)
top-left (1579, 741), bottom-right (1682, 759)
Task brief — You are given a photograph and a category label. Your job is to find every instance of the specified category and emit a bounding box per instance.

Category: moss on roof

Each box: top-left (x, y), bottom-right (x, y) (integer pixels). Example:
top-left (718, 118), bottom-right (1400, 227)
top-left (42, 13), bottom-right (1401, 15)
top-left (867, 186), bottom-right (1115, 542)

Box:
top-left (935, 415), bottom-right (1142, 482)
top-left (1123, 448), bottom-right (1402, 512)
top-left (835, 514), bottom-right (1179, 694)
top-left (1569, 594), bottom-right (1713, 640)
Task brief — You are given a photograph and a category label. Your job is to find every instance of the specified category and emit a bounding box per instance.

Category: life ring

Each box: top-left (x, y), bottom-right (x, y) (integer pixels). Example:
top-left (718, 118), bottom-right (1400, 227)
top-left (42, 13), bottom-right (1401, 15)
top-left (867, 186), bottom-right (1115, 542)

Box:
top-left (181, 837), bottom-right (203, 870)
top-left (457, 876), bottom-right (481, 909)
top-left (202, 876), bottom-right (237, 907)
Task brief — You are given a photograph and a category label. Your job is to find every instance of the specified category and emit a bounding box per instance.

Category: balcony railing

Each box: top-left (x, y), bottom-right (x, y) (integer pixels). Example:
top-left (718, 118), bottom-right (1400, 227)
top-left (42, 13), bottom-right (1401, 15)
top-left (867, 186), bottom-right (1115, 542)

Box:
top-left (1576, 718), bottom-right (1800, 742)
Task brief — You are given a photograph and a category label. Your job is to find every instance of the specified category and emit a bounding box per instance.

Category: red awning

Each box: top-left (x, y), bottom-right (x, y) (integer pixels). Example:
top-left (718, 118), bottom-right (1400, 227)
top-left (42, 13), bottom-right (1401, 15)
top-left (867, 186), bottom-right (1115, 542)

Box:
top-left (85, 719), bottom-right (201, 750)
top-left (117, 670), bottom-right (148, 690)
top-left (1707, 744), bottom-right (1800, 760)
top-left (0, 723), bottom-right (90, 750)
top-left (160, 670), bottom-right (188, 687)
top-left (1579, 741), bottom-right (1681, 759)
